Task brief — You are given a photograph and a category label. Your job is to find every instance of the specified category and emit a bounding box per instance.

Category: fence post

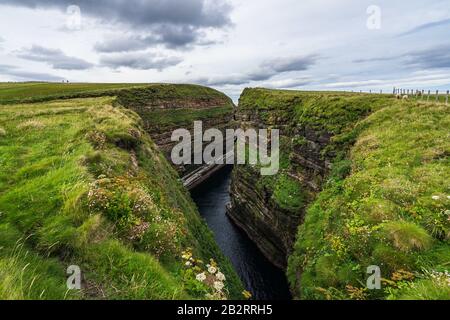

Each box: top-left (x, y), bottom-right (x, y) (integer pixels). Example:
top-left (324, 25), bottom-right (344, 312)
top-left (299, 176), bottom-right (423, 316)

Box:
top-left (446, 90), bottom-right (449, 104)
top-left (380, 89), bottom-right (382, 94)
top-left (436, 90), bottom-right (439, 102)
top-left (427, 90), bottom-right (430, 101)
top-left (421, 90), bottom-right (424, 100)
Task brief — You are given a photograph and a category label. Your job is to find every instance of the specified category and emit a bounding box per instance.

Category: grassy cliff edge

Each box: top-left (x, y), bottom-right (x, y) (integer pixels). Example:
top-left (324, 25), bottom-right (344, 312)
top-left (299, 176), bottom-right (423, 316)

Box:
top-left (235, 88), bottom-right (449, 300)
top-left (0, 84), bottom-right (243, 300)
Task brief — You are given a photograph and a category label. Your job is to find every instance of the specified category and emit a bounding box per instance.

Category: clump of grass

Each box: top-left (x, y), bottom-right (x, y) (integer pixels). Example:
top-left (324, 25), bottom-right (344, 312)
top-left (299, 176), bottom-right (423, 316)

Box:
top-left (396, 278), bottom-right (450, 300)
top-left (0, 127), bottom-right (6, 136)
top-left (17, 119), bottom-right (46, 130)
top-left (382, 221), bottom-right (433, 252)
top-left (272, 174), bottom-right (305, 211)
top-left (0, 234), bottom-right (77, 300)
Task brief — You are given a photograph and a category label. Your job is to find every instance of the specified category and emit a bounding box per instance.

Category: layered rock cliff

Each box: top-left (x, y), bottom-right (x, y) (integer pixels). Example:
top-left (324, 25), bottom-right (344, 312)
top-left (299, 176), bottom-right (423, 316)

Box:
top-left (116, 84), bottom-right (234, 178)
top-left (228, 89), bottom-right (395, 268)
top-left (229, 88), bottom-right (450, 300)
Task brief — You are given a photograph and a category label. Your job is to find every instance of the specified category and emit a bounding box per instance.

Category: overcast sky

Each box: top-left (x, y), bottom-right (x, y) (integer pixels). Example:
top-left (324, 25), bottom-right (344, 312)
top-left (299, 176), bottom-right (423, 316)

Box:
top-left (0, 0), bottom-right (449, 101)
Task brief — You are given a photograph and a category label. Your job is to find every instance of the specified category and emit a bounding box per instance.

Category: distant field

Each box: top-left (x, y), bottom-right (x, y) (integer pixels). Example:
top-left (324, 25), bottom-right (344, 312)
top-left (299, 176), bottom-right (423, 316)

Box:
top-left (0, 82), bottom-right (149, 105)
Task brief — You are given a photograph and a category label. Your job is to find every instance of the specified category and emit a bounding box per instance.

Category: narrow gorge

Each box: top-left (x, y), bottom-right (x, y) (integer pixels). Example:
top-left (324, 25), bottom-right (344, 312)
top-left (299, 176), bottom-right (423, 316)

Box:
top-left (1, 83), bottom-right (448, 300)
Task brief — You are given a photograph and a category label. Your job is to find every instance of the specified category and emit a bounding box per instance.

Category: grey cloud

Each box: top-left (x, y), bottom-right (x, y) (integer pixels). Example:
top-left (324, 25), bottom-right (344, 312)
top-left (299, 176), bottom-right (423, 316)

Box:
top-left (353, 56), bottom-right (399, 64)
top-left (94, 26), bottom-right (205, 53)
top-left (1, 0), bottom-right (231, 28)
top-left (353, 45), bottom-right (450, 70)
top-left (94, 35), bottom-right (158, 53)
top-left (100, 52), bottom-right (182, 70)
top-left (3, 0), bottom-right (232, 50)
top-left (405, 45), bottom-right (450, 69)
top-left (399, 18), bottom-right (450, 37)
top-left (198, 55), bottom-right (318, 86)
top-left (17, 45), bottom-right (93, 70)
top-left (264, 55), bottom-right (319, 73)
top-left (0, 64), bottom-right (64, 81)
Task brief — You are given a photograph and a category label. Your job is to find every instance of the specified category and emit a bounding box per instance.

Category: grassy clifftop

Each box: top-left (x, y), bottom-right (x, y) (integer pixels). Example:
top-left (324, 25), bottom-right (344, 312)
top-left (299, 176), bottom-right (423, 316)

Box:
top-left (288, 99), bottom-right (449, 300)
top-left (0, 82), bottom-right (149, 105)
top-left (0, 85), bottom-right (243, 299)
top-left (116, 84), bottom-right (234, 134)
top-left (116, 83), bottom-right (233, 108)
top-left (237, 88), bottom-right (449, 300)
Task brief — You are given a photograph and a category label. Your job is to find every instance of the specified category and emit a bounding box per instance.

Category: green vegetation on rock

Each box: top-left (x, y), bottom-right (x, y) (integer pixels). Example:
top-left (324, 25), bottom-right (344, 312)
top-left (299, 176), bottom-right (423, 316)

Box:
top-left (287, 98), bottom-right (450, 300)
top-left (115, 84), bottom-right (234, 134)
top-left (236, 88), bottom-right (449, 300)
top-left (0, 82), bottom-right (148, 105)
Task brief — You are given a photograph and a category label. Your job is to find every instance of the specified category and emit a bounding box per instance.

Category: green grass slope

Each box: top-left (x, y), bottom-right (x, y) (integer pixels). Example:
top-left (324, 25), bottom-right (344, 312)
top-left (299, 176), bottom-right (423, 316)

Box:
top-left (0, 82), bottom-right (149, 105)
top-left (0, 86), bottom-right (243, 300)
top-left (278, 93), bottom-right (450, 300)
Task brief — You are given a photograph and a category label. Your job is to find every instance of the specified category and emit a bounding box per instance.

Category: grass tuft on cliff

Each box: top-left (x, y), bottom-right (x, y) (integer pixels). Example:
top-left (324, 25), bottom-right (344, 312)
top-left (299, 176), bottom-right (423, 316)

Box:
top-left (0, 85), bottom-right (243, 300)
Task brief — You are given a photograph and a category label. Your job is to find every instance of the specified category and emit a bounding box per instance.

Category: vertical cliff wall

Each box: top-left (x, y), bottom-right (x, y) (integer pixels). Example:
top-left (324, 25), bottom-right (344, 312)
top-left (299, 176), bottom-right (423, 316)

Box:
top-left (228, 89), bottom-right (395, 268)
top-left (116, 84), bottom-right (235, 178)
top-left (229, 88), bottom-right (450, 300)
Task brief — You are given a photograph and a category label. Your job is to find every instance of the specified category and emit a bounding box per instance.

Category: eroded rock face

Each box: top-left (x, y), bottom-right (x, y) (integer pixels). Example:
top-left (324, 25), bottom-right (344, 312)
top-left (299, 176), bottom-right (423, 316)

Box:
top-left (228, 109), bottom-right (333, 269)
top-left (117, 84), bottom-right (235, 177)
top-left (228, 165), bottom-right (302, 268)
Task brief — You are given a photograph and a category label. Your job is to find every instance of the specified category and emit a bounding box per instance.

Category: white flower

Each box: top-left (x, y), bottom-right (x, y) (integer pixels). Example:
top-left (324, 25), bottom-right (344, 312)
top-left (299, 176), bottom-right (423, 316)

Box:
top-left (208, 266), bottom-right (217, 274)
top-left (185, 261), bottom-right (192, 267)
top-left (196, 273), bottom-right (207, 282)
top-left (213, 281), bottom-right (224, 291)
top-left (432, 196), bottom-right (440, 200)
top-left (447, 196), bottom-right (450, 200)
top-left (216, 272), bottom-right (226, 281)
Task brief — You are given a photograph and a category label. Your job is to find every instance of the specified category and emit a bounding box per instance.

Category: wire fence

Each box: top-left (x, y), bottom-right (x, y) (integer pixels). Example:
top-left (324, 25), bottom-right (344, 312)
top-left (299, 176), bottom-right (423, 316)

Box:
top-left (393, 88), bottom-right (449, 104)
top-left (351, 88), bottom-right (449, 104)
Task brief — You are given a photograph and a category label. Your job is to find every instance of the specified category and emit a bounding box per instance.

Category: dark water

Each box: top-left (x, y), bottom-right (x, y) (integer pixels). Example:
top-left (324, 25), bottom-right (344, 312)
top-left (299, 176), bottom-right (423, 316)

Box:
top-left (191, 166), bottom-right (292, 300)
